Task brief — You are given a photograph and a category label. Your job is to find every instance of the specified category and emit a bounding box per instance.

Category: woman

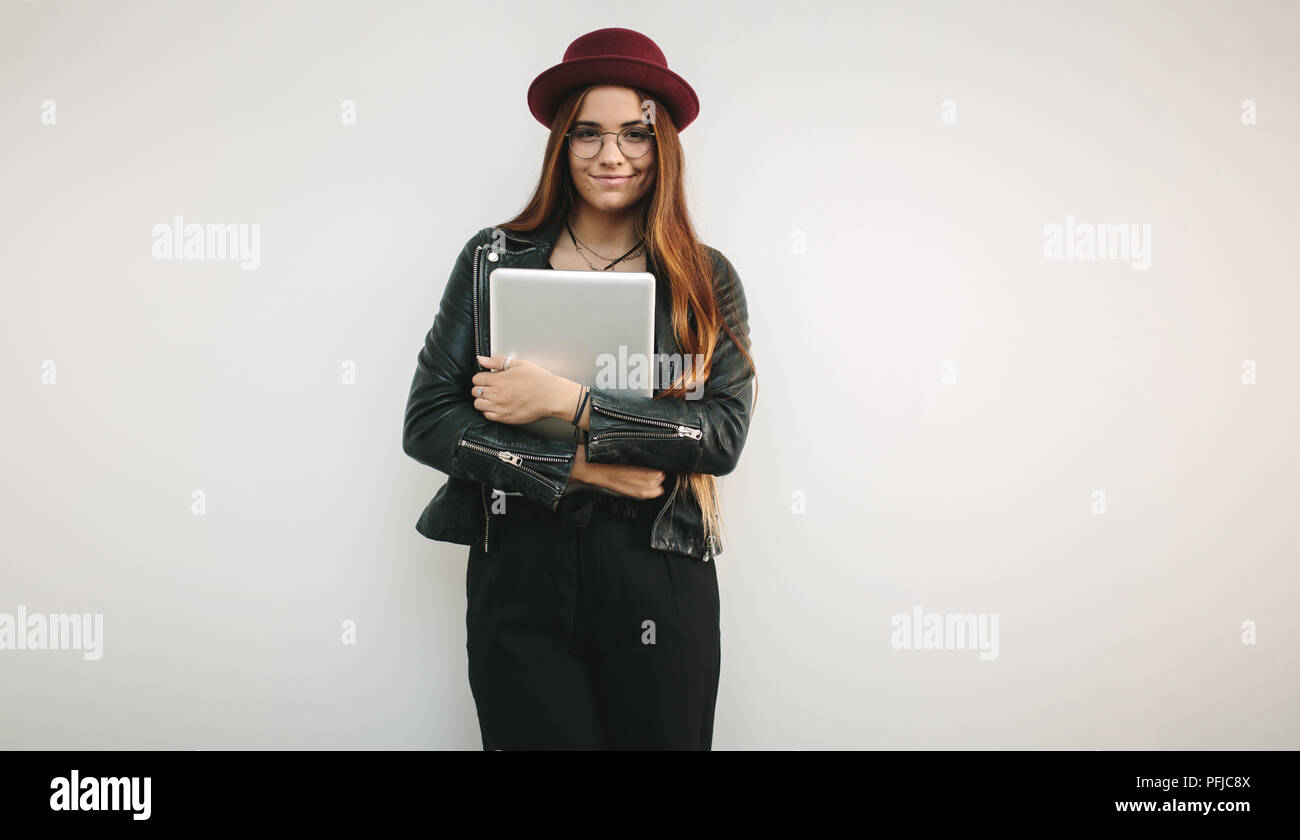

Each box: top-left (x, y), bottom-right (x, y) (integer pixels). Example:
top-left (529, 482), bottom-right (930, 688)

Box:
top-left (402, 27), bottom-right (758, 749)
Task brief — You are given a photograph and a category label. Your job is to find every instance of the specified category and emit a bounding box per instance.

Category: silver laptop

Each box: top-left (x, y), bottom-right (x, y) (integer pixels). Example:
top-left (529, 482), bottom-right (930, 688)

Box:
top-left (488, 266), bottom-right (656, 445)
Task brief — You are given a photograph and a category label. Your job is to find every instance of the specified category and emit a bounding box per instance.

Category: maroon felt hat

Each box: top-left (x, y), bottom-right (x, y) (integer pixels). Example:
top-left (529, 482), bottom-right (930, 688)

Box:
top-left (527, 27), bottom-right (700, 132)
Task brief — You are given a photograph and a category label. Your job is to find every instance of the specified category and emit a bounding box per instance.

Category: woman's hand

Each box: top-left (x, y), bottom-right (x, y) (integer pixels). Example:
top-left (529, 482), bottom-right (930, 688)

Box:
top-left (569, 444), bottom-right (666, 500)
top-left (470, 354), bottom-right (573, 425)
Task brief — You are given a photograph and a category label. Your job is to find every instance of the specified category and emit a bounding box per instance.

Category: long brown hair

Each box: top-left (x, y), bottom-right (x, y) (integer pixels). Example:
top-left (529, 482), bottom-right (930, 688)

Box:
top-left (494, 84), bottom-right (759, 555)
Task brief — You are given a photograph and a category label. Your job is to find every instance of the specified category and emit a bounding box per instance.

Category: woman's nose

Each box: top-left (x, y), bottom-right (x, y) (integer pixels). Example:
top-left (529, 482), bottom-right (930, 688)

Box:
top-left (599, 138), bottom-right (626, 164)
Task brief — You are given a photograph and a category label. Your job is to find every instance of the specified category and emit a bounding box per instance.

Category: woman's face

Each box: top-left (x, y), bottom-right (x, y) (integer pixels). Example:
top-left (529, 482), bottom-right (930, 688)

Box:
top-left (566, 85), bottom-right (657, 214)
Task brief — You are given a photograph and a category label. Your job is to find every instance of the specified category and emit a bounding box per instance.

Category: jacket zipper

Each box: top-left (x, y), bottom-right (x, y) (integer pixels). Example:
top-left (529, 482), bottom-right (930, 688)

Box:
top-left (471, 242), bottom-right (491, 552)
top-left (587, 403), bottom-right (703, 444)
top-left (458, 439), bottom-right (569, 495)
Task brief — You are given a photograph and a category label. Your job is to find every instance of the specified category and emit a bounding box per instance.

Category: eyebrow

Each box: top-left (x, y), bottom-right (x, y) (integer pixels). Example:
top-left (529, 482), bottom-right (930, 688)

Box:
top-left (574, 119), bottom-right (645, 128)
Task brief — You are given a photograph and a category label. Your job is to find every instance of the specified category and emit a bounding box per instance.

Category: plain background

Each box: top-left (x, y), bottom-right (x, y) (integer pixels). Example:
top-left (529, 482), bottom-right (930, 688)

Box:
top-left (2, 0), bottom-right (1297, 749)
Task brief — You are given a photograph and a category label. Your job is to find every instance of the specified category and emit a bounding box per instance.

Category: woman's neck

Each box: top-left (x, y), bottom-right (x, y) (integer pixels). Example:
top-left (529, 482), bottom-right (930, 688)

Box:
top-left (566, 204), bottom-right (642, 256)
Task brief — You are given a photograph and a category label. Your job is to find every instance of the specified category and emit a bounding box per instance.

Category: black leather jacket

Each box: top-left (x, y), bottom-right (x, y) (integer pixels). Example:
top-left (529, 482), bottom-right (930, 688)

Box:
top-left (402, 214), bottom-right (754, 562)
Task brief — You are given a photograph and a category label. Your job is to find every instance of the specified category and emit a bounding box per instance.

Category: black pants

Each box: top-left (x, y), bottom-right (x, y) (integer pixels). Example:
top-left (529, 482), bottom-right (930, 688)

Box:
top-left (466, 489), bottom-right (721, 750)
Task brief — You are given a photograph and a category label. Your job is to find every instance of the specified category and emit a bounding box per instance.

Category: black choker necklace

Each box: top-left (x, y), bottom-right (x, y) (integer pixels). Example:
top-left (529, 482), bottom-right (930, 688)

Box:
top-left (565, 219), bottom-right (644, 271)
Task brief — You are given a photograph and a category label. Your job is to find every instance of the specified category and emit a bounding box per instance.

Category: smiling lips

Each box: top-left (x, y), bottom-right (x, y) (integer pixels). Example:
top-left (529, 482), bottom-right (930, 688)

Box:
top-left (592, 174), bottom-right (633, 186)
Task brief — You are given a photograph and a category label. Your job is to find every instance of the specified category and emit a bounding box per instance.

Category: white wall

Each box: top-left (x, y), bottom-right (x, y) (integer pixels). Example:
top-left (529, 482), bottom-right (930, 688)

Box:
top-left (2, 0), bottom-right (1296, 748)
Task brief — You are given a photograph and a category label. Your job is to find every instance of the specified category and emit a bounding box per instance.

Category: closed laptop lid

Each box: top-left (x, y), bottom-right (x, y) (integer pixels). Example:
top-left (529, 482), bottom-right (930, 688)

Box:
top-left (488, 266), bottom-right (655, 442)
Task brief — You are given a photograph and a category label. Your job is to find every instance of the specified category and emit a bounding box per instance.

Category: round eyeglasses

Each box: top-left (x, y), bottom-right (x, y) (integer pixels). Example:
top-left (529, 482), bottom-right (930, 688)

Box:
top-left (565, 124), bottom-right (656, 159)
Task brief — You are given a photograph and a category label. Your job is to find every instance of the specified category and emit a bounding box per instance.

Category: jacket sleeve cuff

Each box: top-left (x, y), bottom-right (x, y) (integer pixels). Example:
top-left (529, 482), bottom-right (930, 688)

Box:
top-left (452, 419), bottom-right (577, 511)
top-left (583, 386), bottom-right (704, 473)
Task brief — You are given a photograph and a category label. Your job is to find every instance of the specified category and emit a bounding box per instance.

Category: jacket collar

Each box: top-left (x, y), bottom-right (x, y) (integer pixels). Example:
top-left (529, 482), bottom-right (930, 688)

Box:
top-left (498, 214), bottom-right (567, 251)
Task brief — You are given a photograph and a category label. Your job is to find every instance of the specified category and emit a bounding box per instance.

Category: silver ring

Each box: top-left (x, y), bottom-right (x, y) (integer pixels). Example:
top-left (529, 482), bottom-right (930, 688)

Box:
top-left (503, 353), bottom-right (515, 370)
top-left (475, 386), bottom-right (484, 398)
